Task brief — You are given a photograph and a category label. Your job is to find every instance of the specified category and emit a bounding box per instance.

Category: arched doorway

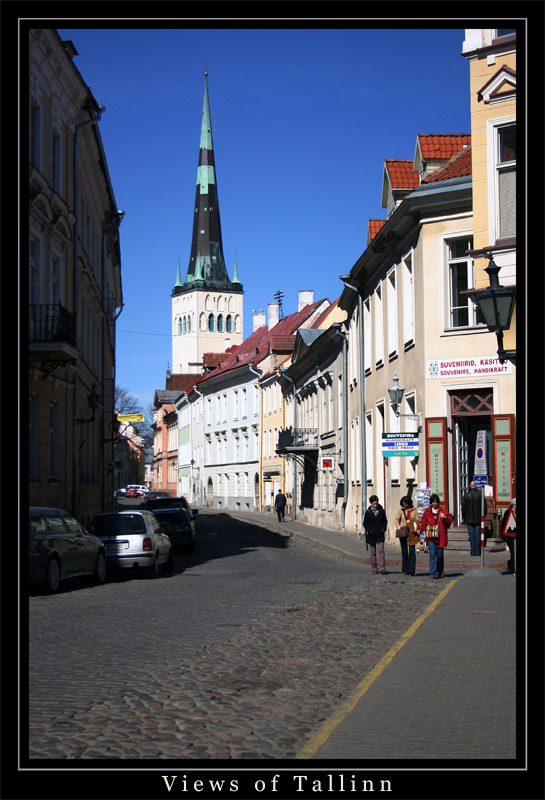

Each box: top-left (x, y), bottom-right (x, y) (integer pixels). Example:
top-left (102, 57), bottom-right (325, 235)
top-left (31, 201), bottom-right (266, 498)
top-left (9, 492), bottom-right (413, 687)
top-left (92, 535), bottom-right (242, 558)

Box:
top-left (207, 477), bottom-right (214, 508)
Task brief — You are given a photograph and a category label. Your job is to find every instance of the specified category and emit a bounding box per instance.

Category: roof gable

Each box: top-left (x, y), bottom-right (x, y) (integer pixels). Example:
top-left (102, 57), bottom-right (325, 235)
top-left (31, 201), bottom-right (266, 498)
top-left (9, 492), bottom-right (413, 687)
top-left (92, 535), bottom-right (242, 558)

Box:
top-left (477, 66), bottom-right (516, 103)
top-left (422, 144), bottom-right (472, 183)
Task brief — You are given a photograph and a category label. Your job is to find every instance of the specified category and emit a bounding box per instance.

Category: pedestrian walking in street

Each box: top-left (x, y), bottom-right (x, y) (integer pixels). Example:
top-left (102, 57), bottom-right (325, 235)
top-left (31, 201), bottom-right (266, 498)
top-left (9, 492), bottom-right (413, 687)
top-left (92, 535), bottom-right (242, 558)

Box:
top-left (395, 496), bottom-right (420, 575)
top-left (502, 497), bottom-right (516, 575)
top-left (363, 495), bottom-right (388, 575)
top-left (274, 489), bottom-right (287, 522)
top-left (418, 493), bottom-right (453, 579)
top-left (462, 480), bottom-right (482, 555)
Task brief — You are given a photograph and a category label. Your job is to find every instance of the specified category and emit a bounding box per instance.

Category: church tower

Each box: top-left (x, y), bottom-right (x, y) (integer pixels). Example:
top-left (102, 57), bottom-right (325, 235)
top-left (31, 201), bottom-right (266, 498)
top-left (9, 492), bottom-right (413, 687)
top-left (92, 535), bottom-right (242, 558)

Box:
top-left (172, 72), bottom-right (244, 374)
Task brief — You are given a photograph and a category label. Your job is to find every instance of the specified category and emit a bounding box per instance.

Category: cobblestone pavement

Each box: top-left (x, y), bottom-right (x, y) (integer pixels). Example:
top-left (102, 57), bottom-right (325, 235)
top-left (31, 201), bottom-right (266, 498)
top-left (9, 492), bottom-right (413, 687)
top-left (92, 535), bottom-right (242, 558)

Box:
top-left (28, 510), bottom-right (450, 761)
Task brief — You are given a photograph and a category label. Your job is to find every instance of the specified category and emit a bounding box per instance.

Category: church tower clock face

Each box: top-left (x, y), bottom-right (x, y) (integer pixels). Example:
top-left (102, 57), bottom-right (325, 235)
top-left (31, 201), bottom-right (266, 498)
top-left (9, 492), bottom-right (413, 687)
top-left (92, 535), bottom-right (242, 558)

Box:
top-left (171, 73), bottom-right (244, 375)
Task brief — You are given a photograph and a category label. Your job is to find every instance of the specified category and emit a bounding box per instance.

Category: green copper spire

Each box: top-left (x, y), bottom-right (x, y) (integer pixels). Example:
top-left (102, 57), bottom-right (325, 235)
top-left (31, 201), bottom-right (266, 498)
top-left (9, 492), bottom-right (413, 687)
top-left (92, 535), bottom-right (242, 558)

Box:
top-left (173, 71), bottom-right (243, 296)
top-left (174, 255), bottom-right (183, 288)
top-left (232, 250), bottom-right (241, 285)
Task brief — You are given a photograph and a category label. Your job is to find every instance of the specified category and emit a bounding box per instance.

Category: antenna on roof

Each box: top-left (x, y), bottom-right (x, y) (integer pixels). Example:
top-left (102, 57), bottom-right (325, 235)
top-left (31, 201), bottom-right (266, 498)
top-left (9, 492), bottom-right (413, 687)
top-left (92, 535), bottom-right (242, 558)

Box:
top-left (274, 290), bottom-right (285, 319)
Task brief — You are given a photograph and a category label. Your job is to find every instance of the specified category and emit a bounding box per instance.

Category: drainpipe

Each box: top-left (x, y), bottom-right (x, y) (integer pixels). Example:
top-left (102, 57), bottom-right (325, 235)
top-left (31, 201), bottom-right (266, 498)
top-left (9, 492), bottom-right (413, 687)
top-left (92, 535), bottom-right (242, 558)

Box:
top-left (102, 211), bottom-right (124, 511)
top-left (192, 385), bottom-right (204, 505)
top-left (71, 103), bottom-right (104, 520)
top-left (333, 325), bottom-right (349, 528)
top-left (340, 276), bottom-right (367, 531)
top-left (279, 368), bottom-right (297, 521)
top-left (248, 364), bottom-right (262, 511)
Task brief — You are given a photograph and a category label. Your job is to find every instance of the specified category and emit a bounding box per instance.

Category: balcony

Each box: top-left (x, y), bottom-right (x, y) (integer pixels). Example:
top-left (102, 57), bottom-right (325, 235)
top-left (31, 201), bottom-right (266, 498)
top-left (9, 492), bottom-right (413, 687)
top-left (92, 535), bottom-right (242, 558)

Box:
top-left (29, 303), bottom-right (78, 375)
top-left (276, 427), bottom-right (319, 454)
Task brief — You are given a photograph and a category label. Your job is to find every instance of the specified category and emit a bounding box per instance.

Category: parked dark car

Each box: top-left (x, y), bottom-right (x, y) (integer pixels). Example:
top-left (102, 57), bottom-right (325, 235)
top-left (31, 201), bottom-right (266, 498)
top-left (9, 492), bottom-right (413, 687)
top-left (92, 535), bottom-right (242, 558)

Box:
top-left (146, 491), bottom-right (171, 501)
top-left (29, 507), bottom-right (107, 593)
top-left (151, 507), bottom-right (196, 552)
top-left (145, 495), bottom-right (198, 525)
top-left (88, 510), bottom-right (173, 578)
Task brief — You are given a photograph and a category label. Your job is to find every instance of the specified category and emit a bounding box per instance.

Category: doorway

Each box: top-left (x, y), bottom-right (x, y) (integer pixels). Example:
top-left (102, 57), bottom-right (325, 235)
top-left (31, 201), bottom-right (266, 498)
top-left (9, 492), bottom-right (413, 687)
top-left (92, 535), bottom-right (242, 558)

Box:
top-left (450, 388), bottom-right (493, 524)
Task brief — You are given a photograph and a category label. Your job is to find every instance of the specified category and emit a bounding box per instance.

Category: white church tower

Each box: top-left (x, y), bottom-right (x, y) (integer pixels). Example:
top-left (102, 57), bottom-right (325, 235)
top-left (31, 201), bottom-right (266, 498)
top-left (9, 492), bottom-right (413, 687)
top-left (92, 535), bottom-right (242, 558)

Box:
top-left (171, 72), bottom-right (244, 374)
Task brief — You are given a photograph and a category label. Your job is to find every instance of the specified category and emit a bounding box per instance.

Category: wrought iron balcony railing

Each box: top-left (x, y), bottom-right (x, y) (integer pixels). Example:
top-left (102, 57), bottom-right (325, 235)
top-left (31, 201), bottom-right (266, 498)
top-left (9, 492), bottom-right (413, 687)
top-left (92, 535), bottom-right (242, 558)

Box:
top-left (276, 427), bottom-right (319, 452)
top-left (29, 303), bottom-right (76, 346)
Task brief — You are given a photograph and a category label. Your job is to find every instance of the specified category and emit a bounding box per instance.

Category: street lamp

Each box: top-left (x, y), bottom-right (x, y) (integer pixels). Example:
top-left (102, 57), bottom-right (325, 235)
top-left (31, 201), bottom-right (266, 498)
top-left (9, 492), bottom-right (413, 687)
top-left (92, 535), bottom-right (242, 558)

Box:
top-left (77, 382), bottom-right (100, 424)
top-left (463, 253), bottom-right (516, 364)
top-left (388, 375), bottom-right (422, 429)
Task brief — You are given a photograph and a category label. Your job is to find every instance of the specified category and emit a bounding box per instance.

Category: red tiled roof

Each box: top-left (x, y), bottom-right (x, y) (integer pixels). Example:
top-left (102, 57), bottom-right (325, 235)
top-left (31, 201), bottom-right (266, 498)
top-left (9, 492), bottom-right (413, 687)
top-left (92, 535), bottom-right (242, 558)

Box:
top-left (417, 134), bottom-right (471, 160)
top-left (165, 373), bottom-right (199, 393)
top-left (197, 301), bottom-right (325, 384)
top-left (270, 334), bottom-right (296, 353)
top-left (423, 144), bottom-right (472, 183)
top-left (368, 219), bottom-right (387, 240)
top-left (385, 160), bottom-right (420, 190)
top-left (202, 352), bottom-right (228, 369)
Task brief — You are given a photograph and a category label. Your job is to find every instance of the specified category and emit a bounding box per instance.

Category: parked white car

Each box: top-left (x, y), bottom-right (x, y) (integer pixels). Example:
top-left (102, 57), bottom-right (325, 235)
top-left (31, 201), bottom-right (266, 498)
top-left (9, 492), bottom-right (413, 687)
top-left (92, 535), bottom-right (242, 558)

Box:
top-left (88, 510), bottom-right (172, 578)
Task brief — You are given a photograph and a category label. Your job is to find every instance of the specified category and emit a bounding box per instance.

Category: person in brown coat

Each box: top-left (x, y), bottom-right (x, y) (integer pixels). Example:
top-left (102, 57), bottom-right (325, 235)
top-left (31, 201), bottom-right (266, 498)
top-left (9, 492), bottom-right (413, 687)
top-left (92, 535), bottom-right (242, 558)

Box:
top-left (395, 496), bottom-right (420, 576)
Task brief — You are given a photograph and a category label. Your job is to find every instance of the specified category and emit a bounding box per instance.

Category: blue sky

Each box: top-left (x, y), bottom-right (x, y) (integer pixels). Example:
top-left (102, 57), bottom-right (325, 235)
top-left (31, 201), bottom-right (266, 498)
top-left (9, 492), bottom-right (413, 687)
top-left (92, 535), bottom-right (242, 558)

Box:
top-left (56, 26), bottom-right (471, 407)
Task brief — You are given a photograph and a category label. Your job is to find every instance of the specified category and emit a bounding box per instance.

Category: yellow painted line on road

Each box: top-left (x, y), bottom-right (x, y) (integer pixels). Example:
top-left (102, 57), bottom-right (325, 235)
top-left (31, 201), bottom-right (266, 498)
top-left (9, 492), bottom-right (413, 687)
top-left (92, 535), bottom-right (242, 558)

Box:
top-left (295, 576), bottom-right (461, 759)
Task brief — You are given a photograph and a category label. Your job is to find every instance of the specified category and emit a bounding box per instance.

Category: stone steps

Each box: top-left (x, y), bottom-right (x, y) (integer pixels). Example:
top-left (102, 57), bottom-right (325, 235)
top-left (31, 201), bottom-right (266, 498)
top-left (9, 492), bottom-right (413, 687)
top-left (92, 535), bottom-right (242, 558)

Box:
top-left (446, 526), bottom-right (505, 552)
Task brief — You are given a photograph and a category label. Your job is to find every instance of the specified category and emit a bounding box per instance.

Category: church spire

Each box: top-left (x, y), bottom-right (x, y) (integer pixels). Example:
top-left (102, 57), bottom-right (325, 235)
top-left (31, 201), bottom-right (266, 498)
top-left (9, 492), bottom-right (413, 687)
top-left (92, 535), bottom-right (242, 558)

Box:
top-left (174, 71), bottom-right (243, 295)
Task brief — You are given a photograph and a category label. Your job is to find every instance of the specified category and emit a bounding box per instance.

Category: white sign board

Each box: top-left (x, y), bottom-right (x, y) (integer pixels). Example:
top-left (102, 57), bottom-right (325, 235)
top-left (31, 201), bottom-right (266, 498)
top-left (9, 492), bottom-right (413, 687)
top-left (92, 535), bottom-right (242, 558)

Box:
top-left (427, 357), bottom-right (512, 379)
top-left (382, 433), bottom-right (419, 457)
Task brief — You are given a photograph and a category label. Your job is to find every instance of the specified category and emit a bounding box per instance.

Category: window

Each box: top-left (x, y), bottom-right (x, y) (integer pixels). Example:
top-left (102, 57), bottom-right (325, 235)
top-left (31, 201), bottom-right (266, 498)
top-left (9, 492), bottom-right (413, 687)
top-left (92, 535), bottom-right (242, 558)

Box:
top-left (365, 412), bottom-right (373, 483)
top-left (51, 131), bottom-right (62, 194)
top-left (208, 313), bottom-right (215, 332)
top-left (496, 124), bottom-right (516, 240)
top-left (29, 238), bottom-right (41, 304)
top-left (30, 103), bottom-right (41, 168)
top-left (446, 236), bottom-right (483, 329)
top-left (363, 299), bottom-right (371, 373)
top-left (387, 269), bottom-right (398, 358)
top-left (374, 285), bottom-right (384, 366)
top-left (402, 253), bottom-right (414, 346)
top-left (49, 404), bottom-right (59, 480)
top-left (226, 314), bottom-right (233, 333)
top-left (217, 313), bottom-right (224, 332)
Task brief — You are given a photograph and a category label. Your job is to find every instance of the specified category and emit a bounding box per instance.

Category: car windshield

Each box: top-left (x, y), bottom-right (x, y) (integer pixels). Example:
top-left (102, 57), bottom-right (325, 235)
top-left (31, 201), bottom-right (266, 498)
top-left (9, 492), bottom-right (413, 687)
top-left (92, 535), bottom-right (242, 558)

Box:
top-left (91, 515), bottom-right (146, 535)
top-left (153, 511), bottom-right (184, 524)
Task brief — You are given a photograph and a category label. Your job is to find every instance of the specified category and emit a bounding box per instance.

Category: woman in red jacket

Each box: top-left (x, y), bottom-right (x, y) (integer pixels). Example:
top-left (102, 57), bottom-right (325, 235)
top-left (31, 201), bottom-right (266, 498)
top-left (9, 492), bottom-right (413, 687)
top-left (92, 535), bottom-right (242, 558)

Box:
top-left (418, 493), bottom-right (453, 579)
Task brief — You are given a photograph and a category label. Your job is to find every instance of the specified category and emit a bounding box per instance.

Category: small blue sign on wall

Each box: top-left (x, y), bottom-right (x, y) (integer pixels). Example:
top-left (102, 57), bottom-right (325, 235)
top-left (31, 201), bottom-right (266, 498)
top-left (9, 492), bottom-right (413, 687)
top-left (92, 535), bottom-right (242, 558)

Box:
top-left (472, 475), bottom-right (488, 487)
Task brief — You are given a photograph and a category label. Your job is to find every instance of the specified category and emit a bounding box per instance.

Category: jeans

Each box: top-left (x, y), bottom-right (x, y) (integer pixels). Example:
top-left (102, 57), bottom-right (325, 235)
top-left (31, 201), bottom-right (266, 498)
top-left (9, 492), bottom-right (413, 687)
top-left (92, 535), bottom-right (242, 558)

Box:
top-left (370, 541), bottom-right (386, 573)
top-left (428, 541), bottom-right (444, 577)
top-left (400, 538), bottom-right (416, 574)
top-left (467, 524), bottom-right (481, 555)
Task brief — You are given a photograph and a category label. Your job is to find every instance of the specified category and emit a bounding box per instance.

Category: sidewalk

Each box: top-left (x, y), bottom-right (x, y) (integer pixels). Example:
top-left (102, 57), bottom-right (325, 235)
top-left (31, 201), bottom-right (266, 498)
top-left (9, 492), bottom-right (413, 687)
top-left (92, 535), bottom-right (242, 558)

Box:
top-left (227, 508), bottom-right (510, 572)
top-left (226, 508), bottom-right (517, 761)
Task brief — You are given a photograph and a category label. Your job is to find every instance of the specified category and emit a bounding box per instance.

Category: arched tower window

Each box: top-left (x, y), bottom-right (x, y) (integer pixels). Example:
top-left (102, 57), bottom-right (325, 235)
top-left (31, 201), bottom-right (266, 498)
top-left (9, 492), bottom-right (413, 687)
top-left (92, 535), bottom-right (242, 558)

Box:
top-left (208, 313), bottom-right (215, 332)
top-left (187, 316), bottom-right (191, 333)
top-left (200, 312), bottom-right (207, 331)
top-left (226, 314), bottom-right (233, 333)
top-left (177, 317), bottom-right (183, 335)
top-left (217, 314), bottom-right (223, 332)
top-left (235, 314), bottom-right (242, 334)
top-left (183, 316), bottom-right (187, 335)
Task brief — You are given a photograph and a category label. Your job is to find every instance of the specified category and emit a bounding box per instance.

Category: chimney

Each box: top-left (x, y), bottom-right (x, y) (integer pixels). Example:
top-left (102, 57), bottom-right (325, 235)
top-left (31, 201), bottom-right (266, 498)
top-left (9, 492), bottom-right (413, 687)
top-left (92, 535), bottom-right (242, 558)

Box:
top-left (253, 309), bottom-right (266, 332)
top-left (298, 290), bottom-right (314, 311)
top-left (268, 302), bottom-right (280, 330)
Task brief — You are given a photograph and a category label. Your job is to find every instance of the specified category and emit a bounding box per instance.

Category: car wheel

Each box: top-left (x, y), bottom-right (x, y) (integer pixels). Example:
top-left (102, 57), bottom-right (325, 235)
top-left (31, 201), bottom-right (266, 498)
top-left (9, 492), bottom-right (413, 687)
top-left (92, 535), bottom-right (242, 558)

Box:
top-left (148, 553), bottom-right (160, 579)
top-left (93, 551), bottom-right (107, 585)
top-left (44, 557), bottom-right (61, 594)
top-left (163, 548), bottom-right (174, 574)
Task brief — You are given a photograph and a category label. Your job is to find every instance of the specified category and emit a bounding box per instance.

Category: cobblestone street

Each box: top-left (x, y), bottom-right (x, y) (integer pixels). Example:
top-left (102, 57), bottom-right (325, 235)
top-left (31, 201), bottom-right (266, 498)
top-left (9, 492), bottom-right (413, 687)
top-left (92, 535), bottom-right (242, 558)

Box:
top-left (28, 510), bottom-right (447, 761)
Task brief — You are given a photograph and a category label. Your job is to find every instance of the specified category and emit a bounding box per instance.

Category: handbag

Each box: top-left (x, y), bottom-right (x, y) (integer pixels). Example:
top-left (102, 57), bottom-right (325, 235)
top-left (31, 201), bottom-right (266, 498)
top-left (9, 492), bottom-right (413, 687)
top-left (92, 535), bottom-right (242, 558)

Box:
top-left (396, 509), bottom-right (410, 538)
top-left (425, 524), bottom-right (439, 540)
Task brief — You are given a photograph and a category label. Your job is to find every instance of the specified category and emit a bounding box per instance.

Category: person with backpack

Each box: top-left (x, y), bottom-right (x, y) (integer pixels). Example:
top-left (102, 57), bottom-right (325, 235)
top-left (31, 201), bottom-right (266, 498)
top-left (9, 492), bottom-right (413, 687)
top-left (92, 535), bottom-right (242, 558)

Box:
top-left (363, 495), bottom-right (388, 575)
